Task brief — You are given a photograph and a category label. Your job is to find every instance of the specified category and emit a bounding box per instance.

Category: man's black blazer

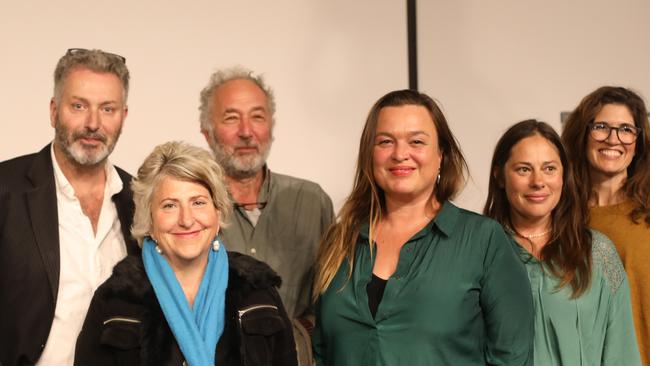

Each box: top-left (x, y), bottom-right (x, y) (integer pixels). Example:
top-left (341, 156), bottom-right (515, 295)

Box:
top-left (0, 144), bottom-right (139, 365)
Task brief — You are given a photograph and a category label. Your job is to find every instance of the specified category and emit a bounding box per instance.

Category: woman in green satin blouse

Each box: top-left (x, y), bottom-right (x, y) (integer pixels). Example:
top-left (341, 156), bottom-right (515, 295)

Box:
top-left (484, 119), bottom-right (640, 365)
top-left (312, 89), bottom-right (534, 366)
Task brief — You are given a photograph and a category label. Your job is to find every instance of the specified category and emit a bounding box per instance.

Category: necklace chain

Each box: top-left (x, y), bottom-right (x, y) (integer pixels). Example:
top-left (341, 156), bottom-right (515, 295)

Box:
top-left (520, 229), bottom-right (552, 239)
top-left (505, 226), bottom-right (552, 239)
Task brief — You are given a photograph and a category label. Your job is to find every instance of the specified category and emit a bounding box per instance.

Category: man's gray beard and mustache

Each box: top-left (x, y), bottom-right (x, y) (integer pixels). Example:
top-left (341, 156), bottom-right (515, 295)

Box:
top-left (54, 116), bottom-right (121, 167)
top-left (208, 135), bottom-right (271, 179)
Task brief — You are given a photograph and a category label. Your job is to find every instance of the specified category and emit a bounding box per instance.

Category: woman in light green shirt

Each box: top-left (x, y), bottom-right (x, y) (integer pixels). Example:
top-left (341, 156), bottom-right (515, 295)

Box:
top-left (484, 119), bottom-right (640, 365)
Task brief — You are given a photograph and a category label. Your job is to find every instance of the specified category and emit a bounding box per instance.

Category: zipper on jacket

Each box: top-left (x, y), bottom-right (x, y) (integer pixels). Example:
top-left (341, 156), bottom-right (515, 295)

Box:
top-left (237, 304), bottom-right (278, 320)
top-left (237, 304), bottom-right (279, 366)
top-left (102, 317), bottom-right (141, 325)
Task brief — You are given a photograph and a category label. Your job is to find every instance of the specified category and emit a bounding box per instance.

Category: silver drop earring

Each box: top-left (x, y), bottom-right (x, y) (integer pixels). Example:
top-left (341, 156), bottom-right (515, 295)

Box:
top-left (212, 238), bottom-right (220, 252)
top-left (155, 245), bottom-right (163, 254)
top-left (436, 172), bottom-right (441, 185)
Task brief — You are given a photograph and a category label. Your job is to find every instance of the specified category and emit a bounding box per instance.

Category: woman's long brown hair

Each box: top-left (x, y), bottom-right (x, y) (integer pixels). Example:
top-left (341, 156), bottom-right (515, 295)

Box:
top-left (313, 90), bottom-right (468, 299)
top-left (484, 119), bottom-right (592, 298)
top-left (562, 86), bottom-right (650, 226)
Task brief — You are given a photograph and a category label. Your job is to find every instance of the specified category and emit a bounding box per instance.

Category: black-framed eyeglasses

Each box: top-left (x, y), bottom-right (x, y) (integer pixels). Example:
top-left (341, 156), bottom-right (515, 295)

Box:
top-left (588, 121), bottom-right (640, 145)
top-left (234, 201), bottom-right (268, 211)
top-left (66, 48), bottom-right (126, 64)
top-left (233, 170), bottom-right (271, 211)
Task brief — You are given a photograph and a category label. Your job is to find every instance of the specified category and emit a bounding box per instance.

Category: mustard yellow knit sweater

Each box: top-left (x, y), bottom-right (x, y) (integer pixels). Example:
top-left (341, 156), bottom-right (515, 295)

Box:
top-left (590, 201), bottom-right (650, 365)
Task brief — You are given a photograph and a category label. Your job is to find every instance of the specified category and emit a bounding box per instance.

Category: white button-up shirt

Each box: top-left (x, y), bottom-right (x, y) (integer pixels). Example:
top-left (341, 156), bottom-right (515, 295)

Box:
top-left (37, 145), bottom-right (127, 366)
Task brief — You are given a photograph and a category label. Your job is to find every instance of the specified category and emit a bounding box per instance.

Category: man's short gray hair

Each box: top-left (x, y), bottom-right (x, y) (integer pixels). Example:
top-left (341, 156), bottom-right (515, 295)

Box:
top-left (53, 48), bottom-right (130, 104)
top-left (198, 66), bottom-right (276, 135)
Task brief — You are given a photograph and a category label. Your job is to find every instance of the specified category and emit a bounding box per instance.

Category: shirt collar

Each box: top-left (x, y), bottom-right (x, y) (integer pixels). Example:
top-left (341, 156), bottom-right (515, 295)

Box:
top-left (50, 143), bottom-right (123, 200)
top-left (257, 165), bottom-right (272, 203)
top-left (431, 201), bottom-right (458, 237)
top-left (358, 200), bottom-right (459, 241)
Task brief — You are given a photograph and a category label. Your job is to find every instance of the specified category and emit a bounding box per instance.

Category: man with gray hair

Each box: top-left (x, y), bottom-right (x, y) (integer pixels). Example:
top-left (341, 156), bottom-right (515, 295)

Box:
top-left (200, 67), bottom-right (334, 364)
top-left (0, 48), bottom-right (139, 365)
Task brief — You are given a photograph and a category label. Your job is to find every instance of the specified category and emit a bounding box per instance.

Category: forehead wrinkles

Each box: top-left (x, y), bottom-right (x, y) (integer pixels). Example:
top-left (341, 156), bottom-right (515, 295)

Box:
top-left (60, 71), bottom-right (125, 104)
top-left (214, 79), bottom-right (268, 107)
top-left (59, 67), bottom-right (126, 101)
top-left (222, 105), bottom-right (267, 115)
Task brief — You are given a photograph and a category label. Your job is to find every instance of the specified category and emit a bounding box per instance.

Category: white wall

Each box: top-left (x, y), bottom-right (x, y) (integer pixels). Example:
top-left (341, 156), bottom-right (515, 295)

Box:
top-left (4, 1), bottom-right (648, 214)
top-left (419, 0), bottom-right (650, 212)
top-left (0, 1), bottom-right (408, 210)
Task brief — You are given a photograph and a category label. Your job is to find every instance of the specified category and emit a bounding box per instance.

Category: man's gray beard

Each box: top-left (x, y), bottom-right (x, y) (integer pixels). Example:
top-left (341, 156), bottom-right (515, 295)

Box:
top-left (208, 137), bottom-right (271, 180)
top-left (54, 116), bottom-right (121, 168)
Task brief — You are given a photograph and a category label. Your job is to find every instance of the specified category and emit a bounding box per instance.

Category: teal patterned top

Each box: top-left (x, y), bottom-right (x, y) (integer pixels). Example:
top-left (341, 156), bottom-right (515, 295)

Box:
top-left (513, 230), bottom-right (641, 365)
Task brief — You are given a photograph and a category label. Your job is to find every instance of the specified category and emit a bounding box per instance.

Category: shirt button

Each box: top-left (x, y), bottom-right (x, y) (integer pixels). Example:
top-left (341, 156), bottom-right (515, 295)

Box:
top-left (406, 247), bottom-right (413, 253)
top-left (250, 248), bottom-right (257, 255)
top-left (395, 275), bottom-right (401, 280)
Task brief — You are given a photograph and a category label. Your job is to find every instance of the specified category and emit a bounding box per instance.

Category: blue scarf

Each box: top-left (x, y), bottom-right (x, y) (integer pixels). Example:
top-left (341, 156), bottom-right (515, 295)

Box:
top-left (142, 236), bottom-right (228, 366)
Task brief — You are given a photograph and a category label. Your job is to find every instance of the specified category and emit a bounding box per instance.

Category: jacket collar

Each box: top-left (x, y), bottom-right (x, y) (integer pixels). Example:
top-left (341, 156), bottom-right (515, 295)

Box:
top-left (111, 166), bottom-right (139, 255)
top-left (26, 144), bottom-right (60, 301)
top-left (25, 144), bottom-right (139, 301)
top-left (106, 251), bottom-right (282, 302)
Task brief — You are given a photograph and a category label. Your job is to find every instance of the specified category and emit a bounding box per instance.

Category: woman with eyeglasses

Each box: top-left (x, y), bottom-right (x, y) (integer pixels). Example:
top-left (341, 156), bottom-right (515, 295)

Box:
top-left (562, 86), bottom-right (650, 364)
top-left (484, 119), bottom-right (640, 365)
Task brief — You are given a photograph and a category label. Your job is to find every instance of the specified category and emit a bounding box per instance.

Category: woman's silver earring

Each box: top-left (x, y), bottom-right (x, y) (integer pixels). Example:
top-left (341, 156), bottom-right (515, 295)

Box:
top-left (155, 245), bottom-right (163, 254)
top-left (436, 172), bottom-right (441, 185)
top-left (212, 238), bottom-right (220, 252)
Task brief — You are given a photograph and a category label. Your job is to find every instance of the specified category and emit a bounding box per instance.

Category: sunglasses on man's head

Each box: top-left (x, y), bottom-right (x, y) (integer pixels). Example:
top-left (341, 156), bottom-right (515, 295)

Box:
top-left (66, 48), bottom-right (126, 64)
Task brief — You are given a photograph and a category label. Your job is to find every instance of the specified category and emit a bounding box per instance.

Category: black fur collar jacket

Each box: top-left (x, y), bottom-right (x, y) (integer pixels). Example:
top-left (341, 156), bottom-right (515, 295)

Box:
top-left (74, 252), bottom-right (297, 366)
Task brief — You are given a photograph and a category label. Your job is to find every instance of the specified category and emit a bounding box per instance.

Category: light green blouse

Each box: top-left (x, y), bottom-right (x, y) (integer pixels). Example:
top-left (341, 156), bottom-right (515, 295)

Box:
top-left (514, 230), bottom-right (641, 365)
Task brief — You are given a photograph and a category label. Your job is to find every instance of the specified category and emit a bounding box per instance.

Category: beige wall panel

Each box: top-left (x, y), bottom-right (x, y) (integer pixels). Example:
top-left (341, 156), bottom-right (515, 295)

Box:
top-left (419, 0), bottom-right (650, 212)
top-left (0, 1), bottom-right (408, 210)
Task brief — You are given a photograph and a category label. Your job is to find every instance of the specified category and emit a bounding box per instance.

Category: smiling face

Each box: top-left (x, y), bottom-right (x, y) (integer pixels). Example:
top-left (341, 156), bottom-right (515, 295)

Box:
top-left (203, 79), bottom-right (272, 178)
top-left (503, 134), bottom-right (563, 228)
top-left (150, 176), bottom-right (220, 270)
top-left (586, 103), bottom-right (636, 182)
top-left (372, 105), bottom-right (442, 203)
top-left (50, 67), bottom-right (127, 167)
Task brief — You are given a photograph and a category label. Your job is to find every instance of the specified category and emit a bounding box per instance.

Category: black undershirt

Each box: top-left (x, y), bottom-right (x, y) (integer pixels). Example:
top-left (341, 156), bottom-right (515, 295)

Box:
top-left (366, 273), bottom-right (388, 318)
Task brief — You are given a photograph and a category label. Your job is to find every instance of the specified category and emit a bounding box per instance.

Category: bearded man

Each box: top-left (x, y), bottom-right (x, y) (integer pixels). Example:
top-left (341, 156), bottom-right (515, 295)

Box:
top-left (0, 48), bottom-right (139, 365)
top-left (199, 67), bottom-right (334, 365)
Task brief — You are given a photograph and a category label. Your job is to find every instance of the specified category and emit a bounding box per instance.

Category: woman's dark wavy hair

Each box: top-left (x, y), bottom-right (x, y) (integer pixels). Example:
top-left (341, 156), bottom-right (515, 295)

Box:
top-left (561, 86), bottom-right (650, 226)
top-left (484, 119), bottom-right (592, 298)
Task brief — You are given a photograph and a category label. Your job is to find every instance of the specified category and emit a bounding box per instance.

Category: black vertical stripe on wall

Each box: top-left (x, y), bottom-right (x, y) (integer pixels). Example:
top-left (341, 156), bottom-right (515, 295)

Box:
top-left (407, 0), bottom-right (418, 91)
